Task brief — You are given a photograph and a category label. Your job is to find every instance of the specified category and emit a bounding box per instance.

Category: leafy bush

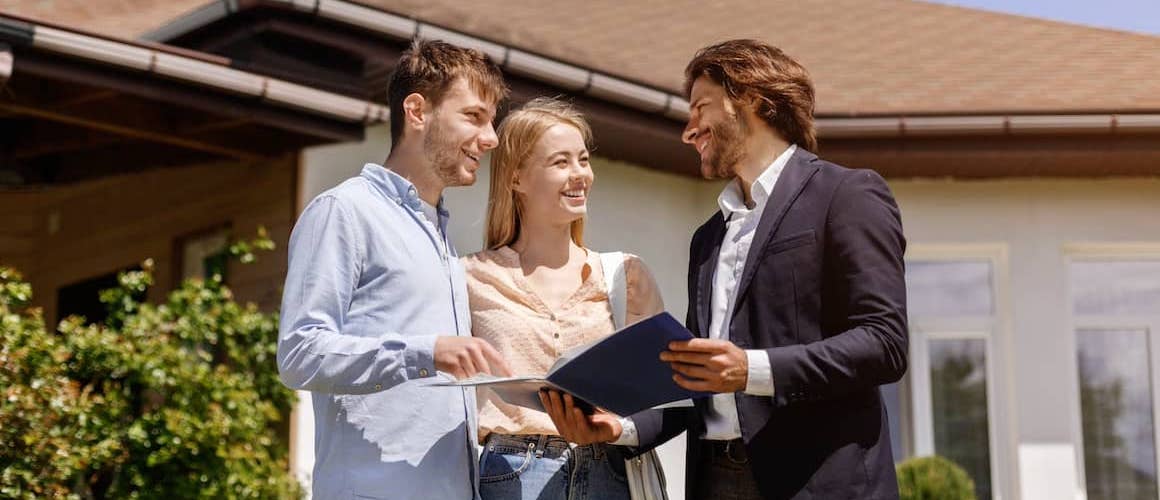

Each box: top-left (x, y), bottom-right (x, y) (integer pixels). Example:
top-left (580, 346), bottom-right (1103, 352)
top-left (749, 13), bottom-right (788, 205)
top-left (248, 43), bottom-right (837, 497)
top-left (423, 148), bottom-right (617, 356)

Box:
top-left (0, 230), bottom-right (298, 498)
top-left (897, 455), bottom-right (977, 500)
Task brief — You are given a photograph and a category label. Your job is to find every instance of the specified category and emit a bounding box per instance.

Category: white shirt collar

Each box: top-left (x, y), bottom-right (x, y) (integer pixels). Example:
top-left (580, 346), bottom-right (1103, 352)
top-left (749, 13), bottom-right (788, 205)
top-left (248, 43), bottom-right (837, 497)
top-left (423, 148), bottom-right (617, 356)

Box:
top-left (717, 144), bottom-right (798, 218)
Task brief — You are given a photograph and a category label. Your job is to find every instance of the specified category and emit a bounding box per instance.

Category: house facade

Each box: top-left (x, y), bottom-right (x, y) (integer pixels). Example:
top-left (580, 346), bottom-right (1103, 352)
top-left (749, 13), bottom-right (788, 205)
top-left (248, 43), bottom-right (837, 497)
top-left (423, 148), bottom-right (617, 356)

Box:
top-left (3, 1), bottom-right (1160, 499)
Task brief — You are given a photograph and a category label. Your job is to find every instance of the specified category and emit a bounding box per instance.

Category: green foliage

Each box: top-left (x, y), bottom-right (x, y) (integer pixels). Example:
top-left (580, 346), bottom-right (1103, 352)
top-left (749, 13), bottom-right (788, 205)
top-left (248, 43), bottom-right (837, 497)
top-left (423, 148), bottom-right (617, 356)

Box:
top-left (0, 229), bottom-right (299, 499)
top-left (228, 226), bottom-right (277, 265)
top-left (897, 455), bottom-right (977, 500)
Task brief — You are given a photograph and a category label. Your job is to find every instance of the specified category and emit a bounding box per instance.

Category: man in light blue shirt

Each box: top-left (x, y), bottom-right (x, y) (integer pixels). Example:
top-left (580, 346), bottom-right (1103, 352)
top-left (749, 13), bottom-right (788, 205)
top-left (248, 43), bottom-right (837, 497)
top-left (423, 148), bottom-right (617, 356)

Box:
top-left (278, 39), bottom-right (512, 499)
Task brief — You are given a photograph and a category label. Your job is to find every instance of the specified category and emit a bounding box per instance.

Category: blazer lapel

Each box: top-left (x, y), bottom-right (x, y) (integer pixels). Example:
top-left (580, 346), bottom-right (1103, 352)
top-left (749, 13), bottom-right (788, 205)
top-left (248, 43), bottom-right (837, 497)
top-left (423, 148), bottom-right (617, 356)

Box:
top-left (732, 148), bottom-right (820, 307)
top-left (695, 213), bottom-right (726, 337)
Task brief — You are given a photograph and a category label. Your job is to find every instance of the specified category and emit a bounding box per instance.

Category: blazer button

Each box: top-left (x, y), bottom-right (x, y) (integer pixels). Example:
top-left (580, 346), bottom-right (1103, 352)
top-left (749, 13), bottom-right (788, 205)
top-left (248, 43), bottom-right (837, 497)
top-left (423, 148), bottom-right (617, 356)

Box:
top-left (374, 384), bottom-right (382, 390)
top-left (419, 368), bottom-right (429, 377)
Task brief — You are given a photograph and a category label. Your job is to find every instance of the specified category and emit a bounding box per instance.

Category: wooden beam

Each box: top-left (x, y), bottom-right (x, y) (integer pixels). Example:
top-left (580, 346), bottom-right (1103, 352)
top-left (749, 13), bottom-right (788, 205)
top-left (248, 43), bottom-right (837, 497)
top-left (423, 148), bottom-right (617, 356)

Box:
top-left (0, 102), bottom-right (266, 162)
top-left (14, 141), bottom-right (225, 184)
top-left (8, 117), bottom-right (254, 160)
top-left (54, 89), bottom-right (119, 110)
top-left (11, 135), bottom-right (122, 160)
top-left (12, 51), bottom-right (363, 142)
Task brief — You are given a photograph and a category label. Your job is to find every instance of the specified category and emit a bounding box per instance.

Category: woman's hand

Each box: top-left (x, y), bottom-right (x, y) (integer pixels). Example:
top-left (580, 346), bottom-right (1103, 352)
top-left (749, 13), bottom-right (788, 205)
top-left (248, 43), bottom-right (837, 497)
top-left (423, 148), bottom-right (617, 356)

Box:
top-left (539, 389), bottom-right (622, 445)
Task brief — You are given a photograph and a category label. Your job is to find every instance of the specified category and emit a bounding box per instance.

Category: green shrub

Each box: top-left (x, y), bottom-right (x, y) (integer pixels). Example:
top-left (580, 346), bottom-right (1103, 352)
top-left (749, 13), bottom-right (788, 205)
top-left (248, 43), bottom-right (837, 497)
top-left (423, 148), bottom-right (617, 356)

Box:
top-left (0, 230), bottom-right (299, 499)
top-left (897, 455), bottom-right (977, 500)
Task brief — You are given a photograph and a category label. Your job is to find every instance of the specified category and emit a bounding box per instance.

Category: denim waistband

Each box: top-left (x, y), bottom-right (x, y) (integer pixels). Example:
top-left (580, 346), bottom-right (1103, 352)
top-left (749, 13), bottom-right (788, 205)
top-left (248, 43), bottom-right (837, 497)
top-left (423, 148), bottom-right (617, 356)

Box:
top-left (484, 434), bottom-right (623, 461)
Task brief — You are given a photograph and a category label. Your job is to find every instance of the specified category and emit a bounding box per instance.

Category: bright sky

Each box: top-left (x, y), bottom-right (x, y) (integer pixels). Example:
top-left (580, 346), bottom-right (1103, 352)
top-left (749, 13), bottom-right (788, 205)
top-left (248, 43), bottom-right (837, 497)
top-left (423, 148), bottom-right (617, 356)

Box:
top-left (923, 0), bottom-right (1160, 35)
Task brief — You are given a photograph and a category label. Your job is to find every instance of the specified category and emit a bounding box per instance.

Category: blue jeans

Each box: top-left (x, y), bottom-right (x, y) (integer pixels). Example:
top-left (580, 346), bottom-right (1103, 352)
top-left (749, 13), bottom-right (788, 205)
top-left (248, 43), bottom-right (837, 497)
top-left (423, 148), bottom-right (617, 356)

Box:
top-left (479, 434), bottom-right (631, 500)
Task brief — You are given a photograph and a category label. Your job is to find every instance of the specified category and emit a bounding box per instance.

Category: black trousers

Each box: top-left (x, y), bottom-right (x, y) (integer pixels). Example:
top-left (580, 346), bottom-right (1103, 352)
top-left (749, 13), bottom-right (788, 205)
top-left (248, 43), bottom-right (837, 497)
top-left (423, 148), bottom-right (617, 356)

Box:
top-left (693, 439), bottom-right (764, 500)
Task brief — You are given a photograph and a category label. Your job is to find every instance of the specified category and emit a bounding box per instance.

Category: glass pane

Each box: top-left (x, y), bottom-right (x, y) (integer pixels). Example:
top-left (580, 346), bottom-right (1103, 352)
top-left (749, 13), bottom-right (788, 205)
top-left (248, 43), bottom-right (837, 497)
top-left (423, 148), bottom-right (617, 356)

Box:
top-left (1072, 261), bottom-right (1160, 316)
top-left (1077, 329), bottom-right (1158, 500)
top-left (906, 261), bottom-right (993, 317)
top-left (181, 230), bottom-right (230, 281)
top-left (882, 381), bottom-right (905, 463)
top-left (931, 338), bottom-right (992, 500)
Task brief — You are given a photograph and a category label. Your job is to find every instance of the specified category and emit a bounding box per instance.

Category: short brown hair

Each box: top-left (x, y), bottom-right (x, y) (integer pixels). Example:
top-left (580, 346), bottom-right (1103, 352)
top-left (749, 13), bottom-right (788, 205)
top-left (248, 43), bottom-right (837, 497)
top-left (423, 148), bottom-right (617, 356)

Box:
top-left (386, 39), bottom-right (509, 146)
top-left (685, 39), bottom-right (817, 152)
top-left (486, 97), bottom-right (592, 250)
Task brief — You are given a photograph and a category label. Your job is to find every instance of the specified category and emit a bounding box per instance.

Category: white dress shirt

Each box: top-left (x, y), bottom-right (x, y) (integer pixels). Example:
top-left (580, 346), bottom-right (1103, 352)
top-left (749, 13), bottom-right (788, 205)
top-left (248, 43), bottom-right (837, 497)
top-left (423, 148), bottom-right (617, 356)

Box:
top-left (701, 143), bottom-right (796, 440)
top-left (615, 144), bottom-right (796, 446)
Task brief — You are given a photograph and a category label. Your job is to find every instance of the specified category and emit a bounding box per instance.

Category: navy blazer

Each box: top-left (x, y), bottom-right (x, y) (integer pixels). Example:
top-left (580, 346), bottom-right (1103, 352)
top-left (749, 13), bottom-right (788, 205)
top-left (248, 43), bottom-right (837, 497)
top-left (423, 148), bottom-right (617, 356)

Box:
top-left (631, 148), bottom-right (908, 500)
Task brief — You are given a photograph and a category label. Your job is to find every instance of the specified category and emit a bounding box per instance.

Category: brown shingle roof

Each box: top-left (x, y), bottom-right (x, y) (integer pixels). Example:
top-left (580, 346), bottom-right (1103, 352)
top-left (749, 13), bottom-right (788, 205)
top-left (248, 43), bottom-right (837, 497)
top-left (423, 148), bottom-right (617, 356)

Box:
top-left (6, 0), bottom-right (1159, 116)
top-left (0, 0), bottom-right (203, 42)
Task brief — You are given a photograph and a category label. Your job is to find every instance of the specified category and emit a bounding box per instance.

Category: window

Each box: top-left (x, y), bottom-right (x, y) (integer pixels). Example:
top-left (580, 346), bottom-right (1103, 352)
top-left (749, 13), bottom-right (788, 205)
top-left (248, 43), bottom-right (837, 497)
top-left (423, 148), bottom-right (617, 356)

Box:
top-left (886, 247), bottom-right (1008, 500)
top-left (176, 227), bottom-right (230, 283)
top-left (1071, 258), bottom-right (1160, 500)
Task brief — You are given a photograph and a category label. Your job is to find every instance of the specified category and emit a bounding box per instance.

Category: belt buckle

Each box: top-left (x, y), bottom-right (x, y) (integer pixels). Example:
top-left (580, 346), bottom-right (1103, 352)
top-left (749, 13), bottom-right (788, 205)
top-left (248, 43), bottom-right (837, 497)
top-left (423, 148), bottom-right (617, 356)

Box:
top-left (724, 439), bottom-right (746, 464)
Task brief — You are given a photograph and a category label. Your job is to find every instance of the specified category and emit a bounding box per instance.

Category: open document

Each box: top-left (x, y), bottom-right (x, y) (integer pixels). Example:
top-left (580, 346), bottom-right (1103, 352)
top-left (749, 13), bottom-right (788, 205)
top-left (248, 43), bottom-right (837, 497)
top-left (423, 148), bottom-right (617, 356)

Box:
top-left (433, 312), bottom-right (709, 416)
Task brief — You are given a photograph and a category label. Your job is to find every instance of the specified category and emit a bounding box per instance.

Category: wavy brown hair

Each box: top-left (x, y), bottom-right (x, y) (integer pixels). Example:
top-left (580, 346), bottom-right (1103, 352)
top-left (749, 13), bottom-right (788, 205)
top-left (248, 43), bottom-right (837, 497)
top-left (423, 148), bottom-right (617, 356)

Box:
top-left (685, 39), bottom-right (817, 152)
top-left (485, 97), bottom-right (592, 250)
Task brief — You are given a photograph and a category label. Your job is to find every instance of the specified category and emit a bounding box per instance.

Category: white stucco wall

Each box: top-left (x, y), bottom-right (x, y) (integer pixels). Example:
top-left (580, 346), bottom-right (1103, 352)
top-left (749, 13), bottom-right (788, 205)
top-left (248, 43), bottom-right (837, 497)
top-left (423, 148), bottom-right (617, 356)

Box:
top-left (890, 177), bottom-right (1160, 500)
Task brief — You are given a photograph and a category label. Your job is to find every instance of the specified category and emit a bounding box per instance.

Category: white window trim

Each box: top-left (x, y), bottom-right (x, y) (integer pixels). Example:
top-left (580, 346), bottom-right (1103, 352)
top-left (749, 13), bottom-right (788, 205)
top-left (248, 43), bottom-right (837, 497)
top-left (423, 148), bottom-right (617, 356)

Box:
top-left (906, 243), bottom-right (1014, 500)
top-left (1065, 244), bottom-right (1160, 498)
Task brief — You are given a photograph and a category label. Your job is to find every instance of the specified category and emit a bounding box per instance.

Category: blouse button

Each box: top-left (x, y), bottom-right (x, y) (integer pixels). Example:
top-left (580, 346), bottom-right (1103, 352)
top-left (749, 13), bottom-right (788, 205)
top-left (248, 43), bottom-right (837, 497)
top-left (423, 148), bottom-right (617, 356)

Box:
top-left (553, 332), bottom-right (560, 339)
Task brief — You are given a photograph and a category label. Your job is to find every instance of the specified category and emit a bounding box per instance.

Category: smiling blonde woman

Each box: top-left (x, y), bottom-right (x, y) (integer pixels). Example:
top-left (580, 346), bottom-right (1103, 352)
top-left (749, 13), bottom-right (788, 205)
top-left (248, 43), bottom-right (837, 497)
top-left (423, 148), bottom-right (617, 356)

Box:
top-left (462, 97), bottom-right (664, 500)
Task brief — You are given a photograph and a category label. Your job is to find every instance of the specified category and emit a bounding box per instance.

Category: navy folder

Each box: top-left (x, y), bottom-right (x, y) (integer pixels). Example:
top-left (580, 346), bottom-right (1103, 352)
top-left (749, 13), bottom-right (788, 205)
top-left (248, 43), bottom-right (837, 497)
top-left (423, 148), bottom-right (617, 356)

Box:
top-left (435, 312), bottom-right (711, 416)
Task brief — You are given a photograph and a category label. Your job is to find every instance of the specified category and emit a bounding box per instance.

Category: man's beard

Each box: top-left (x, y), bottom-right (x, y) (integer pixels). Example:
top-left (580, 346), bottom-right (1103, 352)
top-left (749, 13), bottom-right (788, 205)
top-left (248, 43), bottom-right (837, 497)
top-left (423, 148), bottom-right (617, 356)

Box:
top-left (424, 116), bottom-right (471, 187)
top-left (703, 114), bottom-right (747, 180)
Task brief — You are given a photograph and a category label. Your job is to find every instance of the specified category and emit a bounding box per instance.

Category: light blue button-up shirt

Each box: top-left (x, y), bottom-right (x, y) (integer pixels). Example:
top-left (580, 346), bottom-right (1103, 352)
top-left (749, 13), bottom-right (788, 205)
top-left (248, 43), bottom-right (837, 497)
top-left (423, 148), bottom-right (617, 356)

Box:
top-left (278, 164), bottom-right (477, 499)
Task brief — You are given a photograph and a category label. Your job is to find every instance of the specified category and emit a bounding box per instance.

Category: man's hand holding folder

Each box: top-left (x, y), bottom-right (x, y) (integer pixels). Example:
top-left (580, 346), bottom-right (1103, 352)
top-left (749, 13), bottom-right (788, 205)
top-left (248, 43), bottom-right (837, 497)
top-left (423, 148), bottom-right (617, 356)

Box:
top-left (661, 338), bottom-right (749, 393)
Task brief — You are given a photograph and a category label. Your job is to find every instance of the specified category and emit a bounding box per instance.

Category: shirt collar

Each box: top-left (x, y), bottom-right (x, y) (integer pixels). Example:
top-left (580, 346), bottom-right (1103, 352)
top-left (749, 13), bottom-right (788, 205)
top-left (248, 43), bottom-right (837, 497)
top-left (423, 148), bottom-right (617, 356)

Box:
top-left (717, 144), bottom-right (798, 218)
top-left (360, 163), bottom-right (447, 216)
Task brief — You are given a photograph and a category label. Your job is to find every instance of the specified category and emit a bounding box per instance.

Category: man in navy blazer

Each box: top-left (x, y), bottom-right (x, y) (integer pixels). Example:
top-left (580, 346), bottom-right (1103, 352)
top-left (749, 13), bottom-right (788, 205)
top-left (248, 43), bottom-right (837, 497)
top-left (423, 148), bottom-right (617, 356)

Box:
top-left (545, 39), bottom-right (908, 500)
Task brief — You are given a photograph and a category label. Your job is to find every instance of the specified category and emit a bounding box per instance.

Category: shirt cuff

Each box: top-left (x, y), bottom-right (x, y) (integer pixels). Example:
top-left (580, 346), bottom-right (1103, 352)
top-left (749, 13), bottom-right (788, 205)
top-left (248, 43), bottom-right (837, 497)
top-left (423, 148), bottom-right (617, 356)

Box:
top-left (403, 334), bottom-right (438, 380)
top-left (744, 349), bottom-right (775, 396)
top-left (611, 417), bottom-right (639, 446)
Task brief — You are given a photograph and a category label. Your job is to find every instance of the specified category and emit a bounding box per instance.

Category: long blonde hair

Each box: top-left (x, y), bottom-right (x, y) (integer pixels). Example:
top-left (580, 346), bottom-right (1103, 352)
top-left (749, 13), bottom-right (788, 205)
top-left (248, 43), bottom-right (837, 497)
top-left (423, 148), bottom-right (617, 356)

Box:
top-left (485, 97), bottom-right (593, 250)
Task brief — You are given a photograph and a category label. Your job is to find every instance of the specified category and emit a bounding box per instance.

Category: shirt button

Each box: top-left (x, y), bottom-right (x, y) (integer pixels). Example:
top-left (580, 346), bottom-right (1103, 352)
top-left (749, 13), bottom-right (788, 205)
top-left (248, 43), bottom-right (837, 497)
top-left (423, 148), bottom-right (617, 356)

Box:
top-left (374, 384), bottom-right (382, 390)
top-left (553, 333), bottom-right (560, 339)
top-left (419, 368), bottom-right (429, 377)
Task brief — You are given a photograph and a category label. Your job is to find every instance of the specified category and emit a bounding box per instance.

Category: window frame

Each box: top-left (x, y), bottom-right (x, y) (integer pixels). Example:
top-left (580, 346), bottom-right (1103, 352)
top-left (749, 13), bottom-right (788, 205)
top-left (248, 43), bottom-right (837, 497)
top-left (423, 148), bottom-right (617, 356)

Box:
top-left (1065, 243), bottom-right (1160, 498)
top-left (904, 243), bottom-right (1014, 500)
